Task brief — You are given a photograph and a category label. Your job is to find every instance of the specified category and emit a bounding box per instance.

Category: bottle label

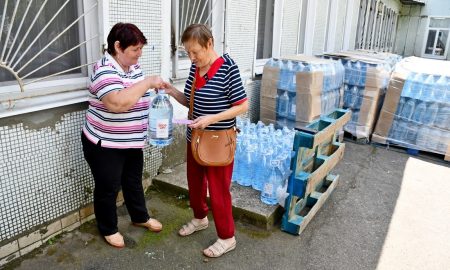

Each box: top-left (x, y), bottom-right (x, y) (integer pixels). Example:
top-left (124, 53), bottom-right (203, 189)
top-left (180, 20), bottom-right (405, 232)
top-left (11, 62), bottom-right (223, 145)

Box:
top-left (156, 119), bottom-right (169, 138)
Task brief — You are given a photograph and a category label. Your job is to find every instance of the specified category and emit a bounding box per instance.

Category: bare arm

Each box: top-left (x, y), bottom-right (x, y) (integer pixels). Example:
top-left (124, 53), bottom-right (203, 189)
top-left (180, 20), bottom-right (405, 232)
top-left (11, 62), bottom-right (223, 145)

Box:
top-left (188, 100), bottom-right (249, 129)
top-left (163, 83), bottom-right (188, 107)
top-left (102, 75), bottom-right (164, 113)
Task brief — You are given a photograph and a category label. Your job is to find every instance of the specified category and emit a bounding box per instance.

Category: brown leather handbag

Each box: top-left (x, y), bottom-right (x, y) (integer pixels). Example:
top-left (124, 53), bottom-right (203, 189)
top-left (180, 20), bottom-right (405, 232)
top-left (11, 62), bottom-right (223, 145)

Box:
top-left (189, 79), bottom-right (237, 167)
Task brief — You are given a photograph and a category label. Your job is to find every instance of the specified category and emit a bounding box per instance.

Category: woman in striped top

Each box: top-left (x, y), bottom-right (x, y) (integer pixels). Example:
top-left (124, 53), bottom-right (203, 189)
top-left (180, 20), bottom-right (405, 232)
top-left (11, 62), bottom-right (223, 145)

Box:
top-left (82, 23), bottom-right (164, 248)
top-left (164, 24), bottom-right (248, 258)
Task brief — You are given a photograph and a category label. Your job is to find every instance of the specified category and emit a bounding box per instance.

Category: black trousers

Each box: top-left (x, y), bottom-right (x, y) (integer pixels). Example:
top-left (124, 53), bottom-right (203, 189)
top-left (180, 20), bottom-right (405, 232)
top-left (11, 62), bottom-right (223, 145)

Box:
top-left (81, 133), bottom-right (150, 236)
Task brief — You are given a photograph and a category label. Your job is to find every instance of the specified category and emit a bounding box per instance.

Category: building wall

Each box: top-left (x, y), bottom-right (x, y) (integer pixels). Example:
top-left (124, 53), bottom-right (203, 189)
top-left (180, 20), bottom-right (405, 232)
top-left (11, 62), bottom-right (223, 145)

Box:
top-left (334, 0), bottom-right (349, 51)
top-left (225, 0), bottom-right (258, 77)
top-left (394, 1), bottom-right (450, 60)
top-left (0, 0), bottom-right (189, 264)
top-left (280, 0), bottom-right (302, 56)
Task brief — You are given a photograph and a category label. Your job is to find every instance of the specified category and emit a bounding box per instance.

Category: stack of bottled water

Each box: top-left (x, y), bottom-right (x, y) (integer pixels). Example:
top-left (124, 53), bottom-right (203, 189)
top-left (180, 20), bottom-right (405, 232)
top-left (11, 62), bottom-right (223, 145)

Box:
top-left (341, 60), bottom-right (390, 135)
top-left (232, 117), bottom-right (296, 206)
top-left (388, 73), bottom-right (450, 153)
top-left (265, 58), bottom-right (345, 129)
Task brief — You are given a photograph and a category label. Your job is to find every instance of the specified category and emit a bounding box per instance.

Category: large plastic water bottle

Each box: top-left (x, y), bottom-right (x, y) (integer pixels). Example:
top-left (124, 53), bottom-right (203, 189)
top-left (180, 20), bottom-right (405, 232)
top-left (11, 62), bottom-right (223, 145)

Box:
top-left (359, 62), bottom-right (367, 87)
top-left (261, 159), bottom-right (284, 205)
top-left (353, 61), bottom-right (361, 86)
top-left (402, 73), bottom-right (415, 98)
top-left (423, 102), bottom-right (439, 125)
top-left (434, 75), bottom-right (447, 103)
top-left (435, 105), bottom-right (450, 130)
top-left (415, 125), bottom-right (429, 150)
top-left (344, 61), bottom-right (352, 85)
top-left (389, 118), bottom-right (402, 142)
top-left (350, 85), bottom-right (359, 109)
top-left (400, 98), bottom-right (416, 120)
top-left (412, 101), bottom-right (427, 123)
top-left (278, 60), bottom-right (292, 90)
top-left (149, 89), bottom-right (173, 146)
top-left (427, 128), bottom-right (441, 152)
top-left (411, 73), bottom-right (424, 100)
top-left (396, 97), bottom-right (406, 116)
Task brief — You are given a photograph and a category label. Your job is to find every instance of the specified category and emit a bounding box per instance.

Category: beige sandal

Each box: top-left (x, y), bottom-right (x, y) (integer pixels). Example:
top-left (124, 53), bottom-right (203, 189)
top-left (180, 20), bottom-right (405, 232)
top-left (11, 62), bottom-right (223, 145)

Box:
top-left (203, 238), bottom-right (236, 258)
top-left (178, 219), bottom-right (208, 237)
top-left (132, 218), bottom-right (163, 232)
top-left (104, 232), bottom-right (125, 248)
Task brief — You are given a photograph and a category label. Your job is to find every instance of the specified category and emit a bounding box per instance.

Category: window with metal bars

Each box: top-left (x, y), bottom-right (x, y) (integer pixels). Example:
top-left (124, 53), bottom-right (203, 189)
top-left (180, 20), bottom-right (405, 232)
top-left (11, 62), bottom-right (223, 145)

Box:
top-left (0, 0), bottom-right (100, 94)
top-left (355, 0), bottom-right (397, 52)
top-left (171, 0), bottom-right (224, 79)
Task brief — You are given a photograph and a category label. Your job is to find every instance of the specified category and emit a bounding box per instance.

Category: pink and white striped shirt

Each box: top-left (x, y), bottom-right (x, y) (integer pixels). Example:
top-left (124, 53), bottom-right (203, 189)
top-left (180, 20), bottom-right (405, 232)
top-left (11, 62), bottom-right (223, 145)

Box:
top-left (82, 52), bottom-right (151, 149)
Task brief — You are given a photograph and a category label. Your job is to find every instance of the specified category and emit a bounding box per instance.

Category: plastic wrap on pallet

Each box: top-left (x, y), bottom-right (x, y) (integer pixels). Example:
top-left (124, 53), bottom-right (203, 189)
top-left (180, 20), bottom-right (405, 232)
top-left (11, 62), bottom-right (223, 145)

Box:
top-left (373, 56), bottom-right (450, 160)
top-left (322, 51), bottom-right (398, 139)
top-left (259, 55), bottom-right (345, 130)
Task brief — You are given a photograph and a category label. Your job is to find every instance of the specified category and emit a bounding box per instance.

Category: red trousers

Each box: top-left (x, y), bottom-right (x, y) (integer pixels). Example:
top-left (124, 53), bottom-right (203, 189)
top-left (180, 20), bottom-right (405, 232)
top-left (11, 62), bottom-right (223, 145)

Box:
top-left (186, 143), bottom-right (235, 239)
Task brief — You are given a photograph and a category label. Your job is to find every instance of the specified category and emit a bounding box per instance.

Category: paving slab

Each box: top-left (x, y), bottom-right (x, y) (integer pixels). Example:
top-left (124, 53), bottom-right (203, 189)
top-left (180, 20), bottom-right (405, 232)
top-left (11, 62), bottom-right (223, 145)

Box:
top-left (152, 163), bottom-right (283, 230)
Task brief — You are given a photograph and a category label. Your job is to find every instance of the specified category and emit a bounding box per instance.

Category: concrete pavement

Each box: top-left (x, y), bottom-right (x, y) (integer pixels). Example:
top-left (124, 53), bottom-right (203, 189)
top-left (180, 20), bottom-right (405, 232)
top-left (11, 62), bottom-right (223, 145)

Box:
top-left (3, 141), bottom-right (450, 270)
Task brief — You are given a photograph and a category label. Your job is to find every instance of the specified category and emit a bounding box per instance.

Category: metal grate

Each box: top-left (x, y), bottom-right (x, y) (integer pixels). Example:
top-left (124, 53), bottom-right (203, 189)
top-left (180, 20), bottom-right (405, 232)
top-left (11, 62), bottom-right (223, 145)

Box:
top-left (109, 0), bottom-right (162, 75)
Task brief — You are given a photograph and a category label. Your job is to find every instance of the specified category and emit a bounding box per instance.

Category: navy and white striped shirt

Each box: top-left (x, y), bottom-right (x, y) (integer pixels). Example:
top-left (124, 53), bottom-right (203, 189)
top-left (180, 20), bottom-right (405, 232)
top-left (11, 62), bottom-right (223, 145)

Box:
top-left (184, 53), bottom-right (247, 142)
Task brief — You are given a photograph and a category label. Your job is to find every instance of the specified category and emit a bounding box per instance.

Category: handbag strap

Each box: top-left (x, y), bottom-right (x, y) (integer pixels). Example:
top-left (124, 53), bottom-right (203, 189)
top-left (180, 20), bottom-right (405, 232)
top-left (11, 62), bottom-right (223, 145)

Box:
top-left (188, 78), bottom-right (196, 120)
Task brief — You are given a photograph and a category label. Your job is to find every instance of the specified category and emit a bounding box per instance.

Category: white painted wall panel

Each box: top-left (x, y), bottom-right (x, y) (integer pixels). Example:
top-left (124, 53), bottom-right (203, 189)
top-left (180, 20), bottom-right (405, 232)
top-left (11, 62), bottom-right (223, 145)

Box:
top-left (280, 0), bottom-right (301, 56)
top-left (334, 0), bottom-right (348, 51)
top-left (109, 0), bottom-right (162, 75)
top-left (225, 0), bottom-right (257, 76)
top-left (312, 0), bottom-right (329, 55)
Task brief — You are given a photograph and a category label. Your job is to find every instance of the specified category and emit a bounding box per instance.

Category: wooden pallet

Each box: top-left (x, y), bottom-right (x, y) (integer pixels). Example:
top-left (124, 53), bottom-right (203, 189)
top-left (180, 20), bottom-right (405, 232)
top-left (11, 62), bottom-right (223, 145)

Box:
top-left (282, 174), bottom-right (339, 235)
top-left (281, 109), bottom-right (350, 235)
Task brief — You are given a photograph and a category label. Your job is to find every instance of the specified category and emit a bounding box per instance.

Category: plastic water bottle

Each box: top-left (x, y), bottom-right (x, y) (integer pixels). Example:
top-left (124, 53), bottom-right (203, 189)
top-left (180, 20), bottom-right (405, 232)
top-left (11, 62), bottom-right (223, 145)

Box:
top-left (415, 125), bottom-right (429, 150)
top-left (423, 102), bottom-right (438, 125)
top-left (344, 61), bottom-right (352, 84)
top-left (411, 73), bottom-right (424, 100)
top-left (278, 91), bottom-right (289, 117)
top-left (288, 92), bottom-right (296, 120)
top-left (253, 150), bottom-right (272, 191)
top-left (400, 98), bottom-right (415, 120)
top-left (238, 144), bottom-right (256, 187)
top-left (261, 159), bottom-right (283, 205)
top-left (402, 73), bottom-right (415, 98)
top-left (396, 97), bottom-right (406, 116)
top-left (412, 101), bottom-right (427, 124)
top-left (359, 62), bottom-right (367, 87)
top-left (434, 75), bottom-right (447, 103)
top-left (343, 85), bottom-right (351, 107)
top-left (149, 89), bottom-right (173, 146)
top-left (427, 128), bottom-right (441, 152)
top-left (350, 85), bottom-right (359, 109)
top-left (435, 105), bottom-right (450, 129)
top-left (353, 61), bottom-right (361, 86)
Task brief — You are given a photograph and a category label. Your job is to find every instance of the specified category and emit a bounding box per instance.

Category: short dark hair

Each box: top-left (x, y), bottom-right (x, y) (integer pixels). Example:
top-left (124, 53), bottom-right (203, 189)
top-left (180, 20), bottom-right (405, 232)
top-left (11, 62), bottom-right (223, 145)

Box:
top-left (181, 24), bottom-right (214, 48)
top-left (106, 23), bottom-right (147, 55)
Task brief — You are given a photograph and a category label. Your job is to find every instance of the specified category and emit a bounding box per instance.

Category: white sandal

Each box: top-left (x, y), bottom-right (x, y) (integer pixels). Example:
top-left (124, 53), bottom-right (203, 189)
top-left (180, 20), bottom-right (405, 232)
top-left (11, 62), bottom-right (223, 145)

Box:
top-left (203, 238), bottom-right (236, 258)
top-left (178, 219), bottom-right (208, 237)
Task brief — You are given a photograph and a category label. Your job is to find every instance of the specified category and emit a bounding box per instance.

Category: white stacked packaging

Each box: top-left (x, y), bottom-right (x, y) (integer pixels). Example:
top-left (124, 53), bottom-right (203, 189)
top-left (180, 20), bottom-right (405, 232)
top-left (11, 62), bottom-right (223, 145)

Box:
top-left (373, 56), bottom-right (450, 160)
